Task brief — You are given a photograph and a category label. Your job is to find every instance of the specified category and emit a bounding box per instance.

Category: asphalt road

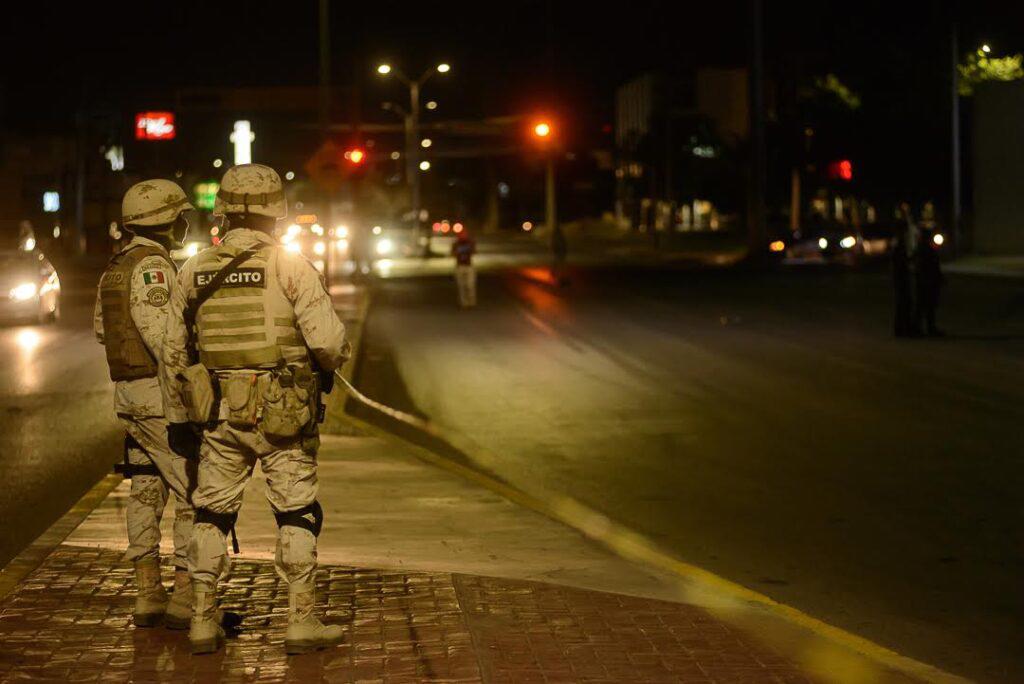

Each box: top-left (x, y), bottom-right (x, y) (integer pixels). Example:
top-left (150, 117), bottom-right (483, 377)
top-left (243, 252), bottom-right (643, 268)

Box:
top-left (361, 264), bottom-right (1024, 683)
top-left (0, 282), bottom-right (121, 568)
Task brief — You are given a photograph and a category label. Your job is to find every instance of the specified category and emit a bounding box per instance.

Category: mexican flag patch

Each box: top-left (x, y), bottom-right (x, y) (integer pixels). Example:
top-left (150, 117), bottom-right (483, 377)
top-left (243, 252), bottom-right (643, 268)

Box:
top-left (142, 270), bottom-right (165, 285)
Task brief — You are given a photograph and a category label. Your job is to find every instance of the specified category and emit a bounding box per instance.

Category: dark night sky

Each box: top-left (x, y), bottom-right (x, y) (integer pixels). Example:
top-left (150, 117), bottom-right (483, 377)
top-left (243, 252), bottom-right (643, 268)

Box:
top-left (2, 1), bottom-right (1022, 201)
top-left (3, 1), bottom-right (1021, 125)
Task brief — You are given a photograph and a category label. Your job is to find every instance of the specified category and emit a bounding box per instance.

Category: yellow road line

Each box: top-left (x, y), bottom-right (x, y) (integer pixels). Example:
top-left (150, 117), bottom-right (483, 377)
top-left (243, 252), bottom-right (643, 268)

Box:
top-left (339, 405), bottom-right (972, 684)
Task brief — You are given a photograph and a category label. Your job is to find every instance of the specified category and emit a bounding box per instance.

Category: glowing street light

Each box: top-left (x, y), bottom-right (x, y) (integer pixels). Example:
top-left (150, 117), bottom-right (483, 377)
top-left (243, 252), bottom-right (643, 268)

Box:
top-left (436, 63), bottom-right (451, 73)
top-left (377, 63), bottom-right (392, 74)
top-left (421, 138), bottom-right (432, 148)
top-left (981, 44), bottom-right (992, 54)
top-left (534, 121), bottom-right (552, 138)
top-left (419, 161), bottom-right (431, 171)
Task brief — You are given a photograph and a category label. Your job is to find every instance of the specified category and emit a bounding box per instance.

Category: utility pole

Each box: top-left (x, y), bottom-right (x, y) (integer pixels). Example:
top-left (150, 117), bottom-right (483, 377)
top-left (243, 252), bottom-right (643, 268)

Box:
top-left (950, 19), bottom-right (962, 254)
top-left (545, 156), bottom-right (557, 237)
top-left (409, 80), bottom-right (425, 255)
top-left (748, 0), bottom-right (767, 259)
top-left (318, 0), bottom-right (333, 288)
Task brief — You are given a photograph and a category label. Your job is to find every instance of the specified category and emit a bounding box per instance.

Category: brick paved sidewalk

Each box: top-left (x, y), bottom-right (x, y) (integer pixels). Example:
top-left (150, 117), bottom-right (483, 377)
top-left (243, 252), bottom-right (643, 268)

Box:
top-left (0, 545), bottom-right (815, 683)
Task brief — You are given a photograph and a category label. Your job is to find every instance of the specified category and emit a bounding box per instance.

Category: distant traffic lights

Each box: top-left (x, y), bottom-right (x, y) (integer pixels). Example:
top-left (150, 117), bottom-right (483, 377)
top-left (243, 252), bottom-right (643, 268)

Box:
top-left (828, 159), bottom-right (853, 181)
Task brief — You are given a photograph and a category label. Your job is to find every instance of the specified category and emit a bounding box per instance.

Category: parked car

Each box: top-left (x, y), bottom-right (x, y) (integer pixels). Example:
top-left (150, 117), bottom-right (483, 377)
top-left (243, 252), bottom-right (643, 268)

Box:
top-left (0, 250), bottom-right (61, 324)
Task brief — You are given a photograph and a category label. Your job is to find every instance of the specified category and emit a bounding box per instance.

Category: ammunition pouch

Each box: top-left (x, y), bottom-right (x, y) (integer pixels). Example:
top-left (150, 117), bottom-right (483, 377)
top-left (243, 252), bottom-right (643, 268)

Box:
top-left (179, 363), bottom-right (217, 424)
top-left (260, 368), bottom-right (313, 440)
top-left (273, 501), bottom-right (323, 537)
top-left (222, 372), bottom-right (261, 429)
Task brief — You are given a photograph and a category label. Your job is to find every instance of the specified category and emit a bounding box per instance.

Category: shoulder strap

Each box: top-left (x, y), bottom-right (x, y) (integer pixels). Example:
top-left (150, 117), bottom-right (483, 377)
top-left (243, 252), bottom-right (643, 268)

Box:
top-left (184, 245), bottom-right (260, 340)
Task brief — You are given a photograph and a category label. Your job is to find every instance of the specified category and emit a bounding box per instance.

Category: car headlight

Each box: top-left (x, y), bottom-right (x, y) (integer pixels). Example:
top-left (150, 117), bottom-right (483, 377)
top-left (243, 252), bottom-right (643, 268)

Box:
top-left (10, 282), bottom-right (38, 301)
top-left (818, 237), bottom-right (829, 250)
top-left (839, 235), bottom-right (857, 249)
top-left (376, 238), bottom-right (394, 256)
top-left (933, 233), bottom-right (945, 246)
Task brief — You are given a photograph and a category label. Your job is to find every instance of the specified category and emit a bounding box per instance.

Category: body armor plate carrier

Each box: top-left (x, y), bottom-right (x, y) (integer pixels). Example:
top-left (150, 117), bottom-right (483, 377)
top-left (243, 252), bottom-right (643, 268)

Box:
top-left (99, 244), bottom-right (172, 381)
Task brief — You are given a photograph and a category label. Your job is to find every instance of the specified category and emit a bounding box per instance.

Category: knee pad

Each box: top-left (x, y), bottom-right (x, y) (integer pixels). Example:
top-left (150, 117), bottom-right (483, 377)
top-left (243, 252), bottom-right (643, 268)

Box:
top-left (273, 501), bottom-right (323, 537)
top-left (195, 508), bottom-right (238, 537)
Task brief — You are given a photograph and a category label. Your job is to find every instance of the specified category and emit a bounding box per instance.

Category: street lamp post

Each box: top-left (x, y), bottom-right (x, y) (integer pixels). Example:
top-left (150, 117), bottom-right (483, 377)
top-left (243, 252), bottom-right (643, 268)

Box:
top-left (376, 62), bottom-right (450, 256)
top-left (532, 120), bottom-right (564, 274)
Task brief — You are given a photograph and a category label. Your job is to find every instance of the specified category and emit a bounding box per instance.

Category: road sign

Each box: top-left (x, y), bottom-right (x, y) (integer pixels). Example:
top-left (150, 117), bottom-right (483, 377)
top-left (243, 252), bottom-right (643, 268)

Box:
top-left (304, 140), bottom-right (348, 193)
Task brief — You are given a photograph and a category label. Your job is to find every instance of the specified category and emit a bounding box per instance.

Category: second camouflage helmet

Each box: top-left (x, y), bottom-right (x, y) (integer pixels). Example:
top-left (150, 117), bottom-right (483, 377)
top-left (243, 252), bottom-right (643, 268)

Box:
top-left (122, 180), bottom-right (194, 228)
top-left (213, 164), bottom-right (287, 219)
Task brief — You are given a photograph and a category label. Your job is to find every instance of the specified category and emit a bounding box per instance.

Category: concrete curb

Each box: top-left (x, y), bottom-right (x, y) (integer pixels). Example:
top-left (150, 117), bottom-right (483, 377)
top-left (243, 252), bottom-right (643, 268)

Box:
top-left (0, 474), bottom-right (122, 602)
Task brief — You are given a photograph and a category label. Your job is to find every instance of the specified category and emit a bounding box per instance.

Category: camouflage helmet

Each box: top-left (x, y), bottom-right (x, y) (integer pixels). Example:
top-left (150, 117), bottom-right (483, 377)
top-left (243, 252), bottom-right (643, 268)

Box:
top-left (121, 179), bottom-right (193, 228)
top-left (213, 163), bottom-right (287, 219)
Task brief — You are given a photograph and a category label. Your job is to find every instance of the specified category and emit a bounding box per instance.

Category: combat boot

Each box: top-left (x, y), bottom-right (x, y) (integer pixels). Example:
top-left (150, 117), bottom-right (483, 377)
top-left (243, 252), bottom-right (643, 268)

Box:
top-left (133, 558), bottom-right (168, 627)
top-left (167, 571), bottom-right (241, 632)
top-left (284, 582), bottom-right (344, 655)
top-left (189, 585), bottom-right (225, 655)
top-left (165, 569), bottom-right (192, 630)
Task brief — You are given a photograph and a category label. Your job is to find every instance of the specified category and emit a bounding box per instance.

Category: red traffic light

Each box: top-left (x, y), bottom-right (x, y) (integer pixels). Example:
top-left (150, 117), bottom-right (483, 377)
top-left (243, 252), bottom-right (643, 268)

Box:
top-left (344, 148), bottom-right (366, 164)
top-left (828, 159), bottom-right (853, 181)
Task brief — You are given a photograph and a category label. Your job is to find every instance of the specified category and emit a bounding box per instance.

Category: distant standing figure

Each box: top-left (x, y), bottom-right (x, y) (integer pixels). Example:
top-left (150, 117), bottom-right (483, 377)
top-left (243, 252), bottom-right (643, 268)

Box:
top-left (914, 225), bottom-right (945, 337)
top-left (452, 230), bottom-right (477, 307)
top-left (892, 204), bottom-right (916, 337)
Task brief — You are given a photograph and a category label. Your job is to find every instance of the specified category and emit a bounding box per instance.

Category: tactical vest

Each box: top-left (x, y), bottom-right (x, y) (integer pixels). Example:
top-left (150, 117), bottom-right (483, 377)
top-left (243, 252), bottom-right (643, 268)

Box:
top-left (191, 242), bottom-right (308, 370)
top-left (99, 245), bottom-right (171, 381)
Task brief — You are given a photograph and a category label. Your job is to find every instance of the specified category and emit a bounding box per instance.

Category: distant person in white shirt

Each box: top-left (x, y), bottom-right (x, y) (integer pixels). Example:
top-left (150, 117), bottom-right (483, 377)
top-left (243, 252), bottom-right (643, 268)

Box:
top-left (451, 229), bottom-right (477, 307)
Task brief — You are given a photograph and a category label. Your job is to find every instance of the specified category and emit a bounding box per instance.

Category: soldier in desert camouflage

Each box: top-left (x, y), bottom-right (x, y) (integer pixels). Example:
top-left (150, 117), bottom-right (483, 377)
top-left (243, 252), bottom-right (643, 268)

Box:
top-left (160, 164), bottom-right (350, 655)
top-left (94, 180), bottom-right (199, 629)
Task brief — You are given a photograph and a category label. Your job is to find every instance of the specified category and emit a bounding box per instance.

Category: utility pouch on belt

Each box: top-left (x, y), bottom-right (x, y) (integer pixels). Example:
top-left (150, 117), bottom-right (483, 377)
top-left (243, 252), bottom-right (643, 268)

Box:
top-left (223, 372), bottom-right (261, 429)
top-left (261, 372), bottom-right (312, 440)
top-left (179, 363), bottom-right (216, 424)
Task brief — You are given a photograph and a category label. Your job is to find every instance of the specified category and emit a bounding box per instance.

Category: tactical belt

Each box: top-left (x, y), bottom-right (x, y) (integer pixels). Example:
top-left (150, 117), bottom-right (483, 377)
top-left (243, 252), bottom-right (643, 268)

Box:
top-left (113, 433), bottom-right (160, 478)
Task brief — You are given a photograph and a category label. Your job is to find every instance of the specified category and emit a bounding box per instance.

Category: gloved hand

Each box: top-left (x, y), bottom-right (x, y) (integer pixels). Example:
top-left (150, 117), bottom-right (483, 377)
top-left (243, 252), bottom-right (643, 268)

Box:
top-left (167, 422), bottom-right (200, 460)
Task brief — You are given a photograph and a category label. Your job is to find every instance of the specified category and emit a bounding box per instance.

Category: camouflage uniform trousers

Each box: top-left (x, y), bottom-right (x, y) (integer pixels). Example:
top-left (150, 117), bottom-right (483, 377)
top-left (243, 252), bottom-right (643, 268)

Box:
top-left (188, 422), bottom-right (319, 590)
top-left (119, 415), bottom-right (196, 569)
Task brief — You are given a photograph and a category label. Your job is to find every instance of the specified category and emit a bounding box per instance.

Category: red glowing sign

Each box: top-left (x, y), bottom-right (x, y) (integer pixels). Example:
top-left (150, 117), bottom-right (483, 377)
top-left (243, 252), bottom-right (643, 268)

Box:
top-left (828, 159), bottom-right (853, 181)
top-left (135, 112), bottom-right (176, 140)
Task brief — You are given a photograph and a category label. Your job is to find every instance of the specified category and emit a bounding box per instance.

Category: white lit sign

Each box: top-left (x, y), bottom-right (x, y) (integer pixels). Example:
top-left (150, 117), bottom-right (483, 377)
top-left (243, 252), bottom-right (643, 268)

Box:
top-left (42, 192), bottom-right (60, 213)
top-left (230, 120), bottom-right (255, 165)
top-left (104, 145), bottom-right (124, 171)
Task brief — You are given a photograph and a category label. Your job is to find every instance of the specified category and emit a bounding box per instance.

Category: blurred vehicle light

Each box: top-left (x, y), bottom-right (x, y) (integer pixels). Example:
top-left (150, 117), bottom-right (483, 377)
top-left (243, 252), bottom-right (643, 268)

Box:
top-left (840, 235), bottom-right (857, 249)
top-left (10, 282), bottom-right (38, 301)
top-left (376, 238), bottom-right (394, 256)
top-left (818, 237), bottom-right (829, 250)
top-left (933, 233), bottom-right (945, 246)
top-left (769, 240), bottom-right (785, 252)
